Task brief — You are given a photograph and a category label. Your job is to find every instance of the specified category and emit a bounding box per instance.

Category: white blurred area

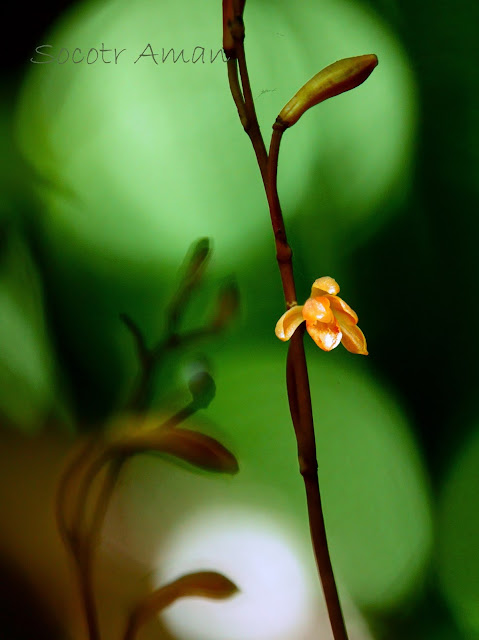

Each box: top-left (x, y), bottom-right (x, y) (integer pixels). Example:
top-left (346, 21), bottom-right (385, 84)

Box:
top-left (155, 508), bottom-right (373, 640)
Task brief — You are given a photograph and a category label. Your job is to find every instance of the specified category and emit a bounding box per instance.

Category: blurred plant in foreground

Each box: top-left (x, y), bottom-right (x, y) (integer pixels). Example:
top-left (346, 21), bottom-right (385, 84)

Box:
top-left (56, 238), bottom-right (240, 640)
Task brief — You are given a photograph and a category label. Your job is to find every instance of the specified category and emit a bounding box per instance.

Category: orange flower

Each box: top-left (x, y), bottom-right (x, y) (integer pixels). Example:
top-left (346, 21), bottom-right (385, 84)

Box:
top-left (275, 276), bottom-right (368, 354)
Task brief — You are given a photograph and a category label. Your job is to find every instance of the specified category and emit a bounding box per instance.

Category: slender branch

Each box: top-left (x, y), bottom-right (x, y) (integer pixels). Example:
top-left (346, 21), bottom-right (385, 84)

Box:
top-left (226, 15), bottom-right (350, 640)
top-left (288, 330), bottom-right (349, 640)
top-left (76, 549), bottom-right (101, 640)
top-left (56, 439), bottom-right (105, 640)
top-left (227, 58), bottom-right (248, 128)
top-left (268, 126), bottom-right (349, 640)
top-left (231, 18), bottom-right (268, 182)
top-left (159, 402), bottom-right (197, 429)
top-left (88, 457), bottom-right (125, 547)
top-left (120, 314), bottom-right (149, 364)
top-left (266, 128), bottom-right (296, 306)
top-left (56, 438), bottom-right (97, 547)
top-left (73, 449), bottom-right (111, 540)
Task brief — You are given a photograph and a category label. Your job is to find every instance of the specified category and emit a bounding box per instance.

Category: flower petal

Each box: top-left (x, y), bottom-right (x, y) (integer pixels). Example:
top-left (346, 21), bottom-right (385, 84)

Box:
top-left (330, 302), bottom-right (367, 354)
top-left (311, 276), bottom-right (340, 297)
top-left (302, 296), bottom-right (334, 324)
top-left (306, 318), bottom-right (342, 351)
top-left (327, 295), bottom-right (358, 324)
top-left (275, 305), bottom-right (305, 341)
top-left (339, 322), bottom-right (368, 355)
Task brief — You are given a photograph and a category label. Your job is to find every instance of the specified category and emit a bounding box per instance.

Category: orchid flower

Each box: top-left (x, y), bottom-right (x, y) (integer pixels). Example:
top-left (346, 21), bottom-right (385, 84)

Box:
top-left (275, 276), bottom-right (368, 355)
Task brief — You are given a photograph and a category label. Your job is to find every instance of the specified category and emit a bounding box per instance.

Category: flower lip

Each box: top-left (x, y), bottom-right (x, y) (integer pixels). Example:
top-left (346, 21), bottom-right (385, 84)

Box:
top-left (302, 296), bottom-right (334, 324)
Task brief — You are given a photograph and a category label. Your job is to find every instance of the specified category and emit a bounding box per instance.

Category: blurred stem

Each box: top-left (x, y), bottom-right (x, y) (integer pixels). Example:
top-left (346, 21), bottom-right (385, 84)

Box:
top-left (122, 301), bottom-right (220, 412)
top-left (56, 437), bottom-right (97, 547)
top-left (57, 443), bottom-right (125, 640)
top-left (77, 457), bottom-right (125, 640)
top-left (88, 457), bottom-right (125, 547)
top-left (56, 440), bottom-right (104, 640)
top-left (120, 313), bottom-right (156, 411)
top-left (226, 16), bottom-right (349, 640)
top-left (77, 547), bottom-right (101, 640)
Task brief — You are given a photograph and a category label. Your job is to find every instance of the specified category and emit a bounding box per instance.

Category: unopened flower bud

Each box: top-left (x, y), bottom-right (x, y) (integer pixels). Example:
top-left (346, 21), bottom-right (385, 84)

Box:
top-left (277, 54), bottom-right (378, 129)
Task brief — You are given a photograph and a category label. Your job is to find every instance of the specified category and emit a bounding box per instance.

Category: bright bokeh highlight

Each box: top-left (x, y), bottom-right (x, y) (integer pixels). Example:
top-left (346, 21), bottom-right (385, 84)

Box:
top-left (156, 509), bottom-right (314, 640)
top-left (154, 507), bottom-right (373, 640)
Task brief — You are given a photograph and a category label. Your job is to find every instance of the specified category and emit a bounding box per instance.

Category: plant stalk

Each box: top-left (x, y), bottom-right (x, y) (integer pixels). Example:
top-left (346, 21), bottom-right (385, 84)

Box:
top-left (226, 16), bottom-right (350, 640)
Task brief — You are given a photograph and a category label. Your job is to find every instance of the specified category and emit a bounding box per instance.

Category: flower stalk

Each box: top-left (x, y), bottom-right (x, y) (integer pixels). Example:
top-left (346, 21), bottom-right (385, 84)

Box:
top-left (268, 111), bottom-right (350, 640)
top-left (223, 4), bottom-right (377, 640)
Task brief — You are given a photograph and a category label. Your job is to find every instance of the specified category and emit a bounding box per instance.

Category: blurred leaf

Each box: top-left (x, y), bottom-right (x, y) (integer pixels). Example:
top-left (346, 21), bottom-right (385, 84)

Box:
top-left (115, 426), bottom-right (239, 475)
top-left (126, 571), bottom-right (238, 638)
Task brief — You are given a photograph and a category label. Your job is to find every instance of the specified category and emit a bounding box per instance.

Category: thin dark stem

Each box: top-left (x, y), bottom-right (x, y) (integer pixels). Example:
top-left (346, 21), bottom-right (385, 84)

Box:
top-left (77, 550), bottom-right (101, 640)
top-left (56, 439), bottom-right (105, 640)
top-left (226, 17), bottom-right (350, 640)
top-left (122, 617), bottom-right (138, 640)
top-left (88, 457), bottom-right (125, 547)
top-left (266, 128), bottom-right (296, 306)
top-left (77, 458), bottom-right (125, 640)
top-left (121, 313), bottom-right (155, 412)
top-left (74, 449), bottom-right (111, 540)
top-left (56, 438), bottom-right (97, 547)
top-left (288, 330), bottom-right (349, 640)
top-left (160, 402), bottom-right (197, 429)
top-left (227, 58), bottom-right (248, 128)
top-left (231, 22), bottom-right (268, 182)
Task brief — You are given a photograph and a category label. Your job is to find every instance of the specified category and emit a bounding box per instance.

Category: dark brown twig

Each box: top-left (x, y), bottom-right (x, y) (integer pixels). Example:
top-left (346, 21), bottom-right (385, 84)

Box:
top-left (225, 8), bottom-right (349, 640)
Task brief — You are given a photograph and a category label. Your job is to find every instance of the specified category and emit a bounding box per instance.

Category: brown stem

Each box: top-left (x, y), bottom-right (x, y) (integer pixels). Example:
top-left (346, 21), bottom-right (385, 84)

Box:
top-left (288, 330), bottom-right (349, 640)
top-left (88, 457), bottom-right (125, 547)
top-left (226, 17), bottom-right (350, 640)
top-left (56, 439), bottom-right (105, 640)
top-left (266, 128), bottom-right (296, 306)
top-left (227, 58), bottom-right (248, 129)
top-left (77, 549), bottom-right (101, 640)
top-left (56, 438), bottom-right (97, 547)
top-left (231, 21), bottom-right (268, 182)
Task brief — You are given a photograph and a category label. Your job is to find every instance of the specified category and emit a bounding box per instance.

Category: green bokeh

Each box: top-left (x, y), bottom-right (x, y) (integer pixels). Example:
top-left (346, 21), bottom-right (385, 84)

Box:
top-left (16, 0), bottom-right (415, 275)
top-left (0, 235), bottom-right (63, 430)
top-left (438, 426), bottom-right (479, 637)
